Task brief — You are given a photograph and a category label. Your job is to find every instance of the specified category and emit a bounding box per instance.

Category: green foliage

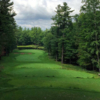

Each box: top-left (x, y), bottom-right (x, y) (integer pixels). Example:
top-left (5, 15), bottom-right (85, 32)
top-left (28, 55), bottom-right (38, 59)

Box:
top-left (0, 0), bottom-right (17, 57)
top-left (77, 0), bottom-right (100, 70)
top-left (16, 27), bottom-right (32, 45)
top-left (16, 26), bottom-right (45, 46)
top-left (43, 32), bottom-right (54, 53)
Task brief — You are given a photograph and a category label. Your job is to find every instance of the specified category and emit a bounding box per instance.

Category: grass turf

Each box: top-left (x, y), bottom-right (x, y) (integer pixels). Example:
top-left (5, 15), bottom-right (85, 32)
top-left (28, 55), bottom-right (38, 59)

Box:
top-left (0, 49), bottom-right (100, 100)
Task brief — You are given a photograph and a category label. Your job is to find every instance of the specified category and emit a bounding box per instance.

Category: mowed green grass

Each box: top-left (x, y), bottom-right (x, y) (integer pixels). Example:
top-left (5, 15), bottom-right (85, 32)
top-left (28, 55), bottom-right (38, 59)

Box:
top-left (0, 49), bottom-right (100, 100)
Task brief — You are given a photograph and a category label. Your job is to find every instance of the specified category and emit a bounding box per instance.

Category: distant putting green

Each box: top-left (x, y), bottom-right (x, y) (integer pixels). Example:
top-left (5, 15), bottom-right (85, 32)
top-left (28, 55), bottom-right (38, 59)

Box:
top-left (0, 49), bottom-right (100, 100)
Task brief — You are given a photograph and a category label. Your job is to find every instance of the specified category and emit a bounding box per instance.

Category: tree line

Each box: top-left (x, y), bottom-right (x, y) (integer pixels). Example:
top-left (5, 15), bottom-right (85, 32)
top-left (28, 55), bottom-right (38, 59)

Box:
top-left (16, 26), bottom-right (49, 46)
top-left (43, 0), bottom-right (100, 71)
top-left (0, 0), bottom-right (16, 59)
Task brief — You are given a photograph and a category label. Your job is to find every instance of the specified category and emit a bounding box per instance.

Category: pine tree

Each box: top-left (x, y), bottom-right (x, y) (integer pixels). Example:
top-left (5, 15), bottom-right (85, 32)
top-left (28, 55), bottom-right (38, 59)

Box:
top-left (0, 0), bottom-right (16, 57)
top-left (50, 26), bottom-right (59, 61)
top-left (52, 2), bottom-right (74, 63)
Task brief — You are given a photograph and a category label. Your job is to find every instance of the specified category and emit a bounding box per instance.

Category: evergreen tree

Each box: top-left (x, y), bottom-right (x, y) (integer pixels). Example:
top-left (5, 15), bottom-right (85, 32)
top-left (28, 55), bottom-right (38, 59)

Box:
top-left (50, 26), bottom-right (59, 61)
top-left (52, 2), bottom-right (74, 63)
top-left (43, 32), bottom-right (54, 55)
top-left (0, 0), bottom-right (16, 58)
top-left (78, 0), bottom-right (100, 71)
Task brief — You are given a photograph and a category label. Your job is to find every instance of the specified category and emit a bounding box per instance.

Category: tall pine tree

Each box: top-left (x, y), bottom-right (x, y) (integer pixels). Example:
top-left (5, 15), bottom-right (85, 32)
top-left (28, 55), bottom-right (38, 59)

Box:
top-left (0, 0), bottom-right (16, 58)
top-left (52, 2), bottom-right (74, 63)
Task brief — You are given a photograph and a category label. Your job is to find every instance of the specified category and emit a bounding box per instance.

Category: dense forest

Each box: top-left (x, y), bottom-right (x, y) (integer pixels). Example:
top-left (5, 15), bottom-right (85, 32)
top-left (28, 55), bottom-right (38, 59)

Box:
top-left (43, 0), bottom-right (100, 72)
top-left (16, 26), bottom-right (49, 46)
top-left (1, 0), bottom-right (100, 72)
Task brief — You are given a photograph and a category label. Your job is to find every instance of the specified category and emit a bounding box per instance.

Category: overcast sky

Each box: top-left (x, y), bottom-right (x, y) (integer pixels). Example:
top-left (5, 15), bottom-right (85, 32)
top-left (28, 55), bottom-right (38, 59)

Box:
top-left (11, 0), bottom-right (82, 30)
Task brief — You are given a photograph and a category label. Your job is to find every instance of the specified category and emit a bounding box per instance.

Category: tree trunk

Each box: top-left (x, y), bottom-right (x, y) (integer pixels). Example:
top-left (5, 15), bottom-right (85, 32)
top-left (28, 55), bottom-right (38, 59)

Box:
top-left (61, 45), bottom-right (64, 64)
top-left (56, 54), bottom-right (58, 62)
top-left (94, 8), bottom-right (100, 72)
top-left (48, 49), bottom-right (51, 56)
top-left (93, 64), bottom-right (94, 71)
top-left (96, 38), bottom-right (100, 72)
top-left (0, 56), bottom-right (1, 60)
top-left (70, 59), bottom-right (71, 64)
top-left (99, 67), bottom-right (100, 72)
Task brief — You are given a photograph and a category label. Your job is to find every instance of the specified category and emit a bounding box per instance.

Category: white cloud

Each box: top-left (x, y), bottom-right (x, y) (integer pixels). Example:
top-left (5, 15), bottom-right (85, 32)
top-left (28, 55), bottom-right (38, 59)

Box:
top-left (11, 0), bottom-right (82, 30)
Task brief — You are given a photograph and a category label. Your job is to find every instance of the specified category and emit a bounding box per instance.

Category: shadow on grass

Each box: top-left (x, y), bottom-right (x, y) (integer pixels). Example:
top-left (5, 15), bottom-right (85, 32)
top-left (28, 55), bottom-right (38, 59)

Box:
top-left (0, 88), bottom-right (100, 100)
